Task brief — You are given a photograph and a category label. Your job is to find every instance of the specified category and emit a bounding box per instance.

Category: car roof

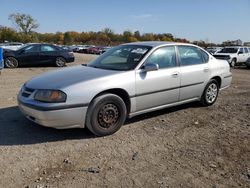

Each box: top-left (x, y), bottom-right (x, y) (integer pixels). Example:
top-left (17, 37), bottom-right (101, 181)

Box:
top-left (122, 41), bottom-right (192, 47)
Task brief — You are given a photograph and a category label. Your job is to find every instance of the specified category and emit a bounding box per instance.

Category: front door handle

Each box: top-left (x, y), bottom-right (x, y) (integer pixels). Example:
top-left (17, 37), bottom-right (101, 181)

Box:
top-left (172, 72), bottom-right (179, 77)
top-left (204, 67), bottom-right (209, 72)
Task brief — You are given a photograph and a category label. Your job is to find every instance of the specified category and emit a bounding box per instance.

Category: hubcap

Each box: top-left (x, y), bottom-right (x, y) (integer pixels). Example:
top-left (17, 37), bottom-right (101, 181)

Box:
top-left (5, 57), bottom-right (18, 68)
top-left (206, 83), bottom-right (218, 103)
top-left (231, 60), bottom-right (235, 67)
top-left (98, 103), bottom-right (119, 128)
top-left (56, 57), bottom-right (65, 66)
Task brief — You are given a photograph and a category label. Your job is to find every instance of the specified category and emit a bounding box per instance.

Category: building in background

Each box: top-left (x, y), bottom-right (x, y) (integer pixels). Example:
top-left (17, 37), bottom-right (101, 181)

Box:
top-left (222, 39), bottom-right (243, 46)
top-left (243, 42), bottom-right (250, 46)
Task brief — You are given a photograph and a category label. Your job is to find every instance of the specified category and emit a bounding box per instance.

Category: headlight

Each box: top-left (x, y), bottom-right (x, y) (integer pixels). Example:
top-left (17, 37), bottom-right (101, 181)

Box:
top-left (34, 90), bottom-right (67, 103)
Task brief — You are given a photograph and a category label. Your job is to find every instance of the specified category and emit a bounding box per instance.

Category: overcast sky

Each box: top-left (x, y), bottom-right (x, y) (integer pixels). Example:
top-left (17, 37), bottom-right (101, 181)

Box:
top-left (0, 0), bottom-right (250, 43)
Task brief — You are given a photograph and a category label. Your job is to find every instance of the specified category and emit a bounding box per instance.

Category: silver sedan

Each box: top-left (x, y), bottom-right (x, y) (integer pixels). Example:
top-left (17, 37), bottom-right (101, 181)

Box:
top-left (18, 42), bottom-right (232, 136)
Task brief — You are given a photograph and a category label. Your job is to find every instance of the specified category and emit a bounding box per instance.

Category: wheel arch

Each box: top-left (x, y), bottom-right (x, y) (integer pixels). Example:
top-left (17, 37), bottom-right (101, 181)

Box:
top-left (232, 57), bottom-right (237, 63)
top-left (91, 88), bottom-right (131, 115)
top-left (210, 76), bottom-right (222, 88)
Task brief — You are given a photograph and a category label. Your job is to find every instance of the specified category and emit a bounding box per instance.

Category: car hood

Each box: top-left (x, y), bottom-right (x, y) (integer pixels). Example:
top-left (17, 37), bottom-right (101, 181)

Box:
top-left (25, 65), bottom-right (121, 90)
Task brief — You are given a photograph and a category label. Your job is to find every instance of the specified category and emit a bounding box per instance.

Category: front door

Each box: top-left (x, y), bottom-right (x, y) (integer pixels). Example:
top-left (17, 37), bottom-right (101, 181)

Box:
top-left (18, 44), bottom-right (40, 65)
top-left (135, 46), bottom-right (180, 111)
top-left (237, 48), bottom-right (246, 63)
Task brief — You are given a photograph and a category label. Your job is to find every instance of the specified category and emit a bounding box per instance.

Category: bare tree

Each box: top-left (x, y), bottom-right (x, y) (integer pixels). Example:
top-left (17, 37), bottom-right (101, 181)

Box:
top-left (8, 13), bottom-right (39, 34)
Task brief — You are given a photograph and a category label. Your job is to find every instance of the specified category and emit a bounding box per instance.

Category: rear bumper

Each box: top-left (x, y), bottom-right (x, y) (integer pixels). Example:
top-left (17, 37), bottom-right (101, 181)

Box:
top-left (18, 99), bottom-right (87, 129)
top-left (220, 74), bottom-right (232, 90)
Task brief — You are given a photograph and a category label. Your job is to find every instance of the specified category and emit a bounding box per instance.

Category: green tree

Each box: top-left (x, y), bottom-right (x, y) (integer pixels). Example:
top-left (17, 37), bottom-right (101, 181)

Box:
top-left (0, 26), bottom-right (19, 42)
top-left (8, 13), bottom-right (39, 34)
top-left (134, 31), bottom-right (141, 41)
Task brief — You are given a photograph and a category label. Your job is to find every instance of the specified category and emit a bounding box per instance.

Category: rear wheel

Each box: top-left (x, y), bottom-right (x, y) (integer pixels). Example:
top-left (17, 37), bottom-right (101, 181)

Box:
top-left (55, 57), bottom-right (66, 67)
top-left (4, 57), bottom-right (19, 68)
top-left (86, 94), bottom-right (127, 136)
top-left (201, 79), bottom-right (219, 106)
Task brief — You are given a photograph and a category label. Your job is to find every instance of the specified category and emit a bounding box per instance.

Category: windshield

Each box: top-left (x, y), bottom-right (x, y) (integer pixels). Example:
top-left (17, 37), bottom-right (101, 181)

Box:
top-left (87, 45), bottom-right (152, 71)
top-left (217, 48), bottom-right (238, 53)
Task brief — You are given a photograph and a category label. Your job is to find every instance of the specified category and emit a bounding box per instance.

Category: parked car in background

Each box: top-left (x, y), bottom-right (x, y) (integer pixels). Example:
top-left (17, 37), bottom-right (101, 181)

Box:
top-left (18, 42), bottom-right (232, 136)
top-left (4, 43), bottom-right (74, 68)
top-left (57, 45), bottom-right (73, 51)
top-left (74, 45), bottom-right (87, 52)
top-left (88, 46), bottom-right (113, 55)
top-left (0, 42), bottom-right (24, 51)
top-left (246, 57), bottom-right (250, 68)
top-left (87, 46), bottom-right (103, 54)
top-left (100, 46), bottom-right (112, 54)
top-left (78, 45), bottom-right (95, 53)
top-left (213, 46), bottom-right (250, 67)
top-left (205, 47), bottom-right (222, 55)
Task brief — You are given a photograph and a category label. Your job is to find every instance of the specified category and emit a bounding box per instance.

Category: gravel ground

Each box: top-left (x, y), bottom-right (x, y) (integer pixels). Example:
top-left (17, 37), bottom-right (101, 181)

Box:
top-left (0, 53), bottom-right (249, 188)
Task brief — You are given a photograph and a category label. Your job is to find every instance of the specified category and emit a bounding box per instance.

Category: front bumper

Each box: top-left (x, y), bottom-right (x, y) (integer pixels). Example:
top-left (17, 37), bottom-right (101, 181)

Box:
top-left (18, 97), bottom-right (88, 129)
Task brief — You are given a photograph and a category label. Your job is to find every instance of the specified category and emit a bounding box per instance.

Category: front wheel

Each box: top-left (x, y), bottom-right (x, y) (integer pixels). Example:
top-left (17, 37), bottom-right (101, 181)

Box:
top-left (230, 58), bottom-right (236, 68)
top-left (4, 57), bottom-right (19, 68)
top-left (55, 57), bottom-right (66, 67)
top-left (200, 79), bottom-right (219, 106)
top-left (86, 94), bottom-right (127, 136)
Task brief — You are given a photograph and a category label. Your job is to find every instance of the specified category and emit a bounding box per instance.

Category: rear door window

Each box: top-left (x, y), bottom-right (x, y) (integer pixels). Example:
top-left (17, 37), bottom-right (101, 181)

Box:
top-left (177, 46), bottom-right (205, 66)
top-left (41, 45), bottom-right (56, 52)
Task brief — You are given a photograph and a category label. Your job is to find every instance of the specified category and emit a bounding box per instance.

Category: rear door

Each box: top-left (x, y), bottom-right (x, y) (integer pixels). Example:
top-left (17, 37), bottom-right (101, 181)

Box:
top-left (135, 46), bottom-right (180, 111)
top-left (177, 45), bottom-right (210, 101)
top-left (39, 45), bottom-right (58, 64)
top-left (18, 44), bottom-right (40, 64)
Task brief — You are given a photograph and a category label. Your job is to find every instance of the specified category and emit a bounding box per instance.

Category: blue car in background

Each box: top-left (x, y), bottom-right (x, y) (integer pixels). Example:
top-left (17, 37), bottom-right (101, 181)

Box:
top-left (0, 47), bottom-right (3, 73)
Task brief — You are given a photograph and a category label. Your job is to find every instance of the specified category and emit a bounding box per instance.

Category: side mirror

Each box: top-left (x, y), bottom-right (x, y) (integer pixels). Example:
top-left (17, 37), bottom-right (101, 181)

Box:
top-left (238, 51), bottom-right (243, 55)
top-left (142, 63), bottom-right (159, 72)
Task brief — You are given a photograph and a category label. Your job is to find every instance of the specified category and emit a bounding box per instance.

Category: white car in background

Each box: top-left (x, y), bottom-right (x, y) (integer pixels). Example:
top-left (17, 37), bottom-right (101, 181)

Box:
top-left (0, 42), bottom-right (24, 51)
top-left (213, 46), bottom-right (250, 67)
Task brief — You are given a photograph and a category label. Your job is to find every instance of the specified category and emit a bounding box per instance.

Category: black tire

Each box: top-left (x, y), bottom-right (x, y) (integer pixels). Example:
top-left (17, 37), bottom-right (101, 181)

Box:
top-left (230, 58), bottom-right (236, 68)
top-left (55, 57), bottom-right (66, 67)
top-left (200, 79), bottom-right (219, 106)
top-left (86, 94), bottom-right (127, 136)
top-left (4, 57), bottom-right (19, 68)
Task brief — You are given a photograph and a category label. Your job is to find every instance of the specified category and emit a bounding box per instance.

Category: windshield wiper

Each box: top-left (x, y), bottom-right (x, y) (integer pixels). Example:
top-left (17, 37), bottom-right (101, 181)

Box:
top-left (87, 65), bottom-right (100, 69)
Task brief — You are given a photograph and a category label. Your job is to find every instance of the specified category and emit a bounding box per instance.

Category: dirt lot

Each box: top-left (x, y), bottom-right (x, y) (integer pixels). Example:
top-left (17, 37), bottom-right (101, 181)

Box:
top-left (0, 53), bottom-right (249, 188)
